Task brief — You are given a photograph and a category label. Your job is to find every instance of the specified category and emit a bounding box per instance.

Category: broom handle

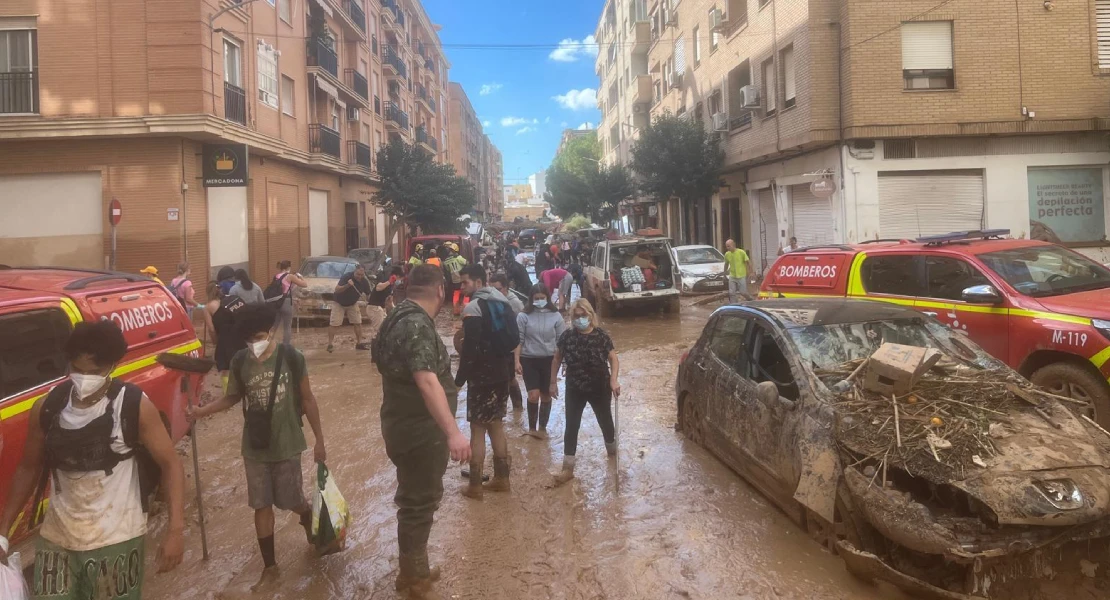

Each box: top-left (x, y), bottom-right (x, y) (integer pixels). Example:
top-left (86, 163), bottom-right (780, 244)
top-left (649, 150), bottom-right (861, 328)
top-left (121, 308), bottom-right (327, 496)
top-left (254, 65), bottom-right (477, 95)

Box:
top-left (614, 391), bottom-right (621, 494)
top-left (193, 307), bottom-right (210, 560)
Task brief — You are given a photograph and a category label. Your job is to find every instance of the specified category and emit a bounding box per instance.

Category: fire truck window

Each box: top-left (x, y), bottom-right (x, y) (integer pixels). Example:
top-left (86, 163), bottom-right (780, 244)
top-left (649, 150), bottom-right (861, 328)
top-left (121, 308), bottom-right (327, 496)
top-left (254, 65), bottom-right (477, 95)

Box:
top-left (707, 314), bottom-right (751, 372)
top-left (860, 256), bottom-right (923, 296)
top-left (924, 257), bottom-right (991, 301)
top-left (0, 309), bottom-right (72, 399)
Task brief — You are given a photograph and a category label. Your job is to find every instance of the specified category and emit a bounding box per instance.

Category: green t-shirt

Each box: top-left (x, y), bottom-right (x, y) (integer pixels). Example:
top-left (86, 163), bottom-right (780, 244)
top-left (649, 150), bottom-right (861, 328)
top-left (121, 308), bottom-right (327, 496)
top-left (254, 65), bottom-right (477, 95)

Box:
top-left (377, 300), bottom-right (459, 453)
top-left (228, 346), bottom-right (308, 463)
top-left (724, 249), bottom-right (750, 278)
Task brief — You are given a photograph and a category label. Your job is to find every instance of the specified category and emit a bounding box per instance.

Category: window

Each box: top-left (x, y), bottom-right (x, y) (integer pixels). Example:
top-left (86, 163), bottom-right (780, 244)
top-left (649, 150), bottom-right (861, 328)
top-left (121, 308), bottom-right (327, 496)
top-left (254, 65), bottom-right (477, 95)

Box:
top-left (0, 309), bottom-right (71, 399)
top-left (923, 257), bottom-right (990, 301)
top-left (361, 123), bottom-right (371, 144)
top-left (0, 28), bottom-right (37, 114)
top-left (693, 26), bottom-right (701, 66)
top-left (761, 57), bottom-right (775, 114)
top-left (710, 7), bottom-right (721, 52)
top-left (748, 324), bottom-right (798, 400)
top-left (331, 102), bottom-right (340, 130)
top-left (674, 36), bottom-right (687, 75)
top-left (265, 0), bottom-right (275, 5)
top-left (728, 0), bottom-right (749, 28)
top-left (257, 41), bottom-right (279, 108)
top-left (861, 255), bottom-right (924, 296)
top-left (279, 0), bottom-right (292, 23)
top-left (781, 44), bottom-right (795, 108)
top-left (280, 75), bottom-right (295, 116)
top-left (901, 21), bottom-right (954, 90)
top-left (709, 89), bottom-right (722, 115)
top-left (727, 60), bottom-right (751, 123)
top-left (707, 314), bottom-right (750, 371)
top-left (223, 39), bottom-right (241, 86)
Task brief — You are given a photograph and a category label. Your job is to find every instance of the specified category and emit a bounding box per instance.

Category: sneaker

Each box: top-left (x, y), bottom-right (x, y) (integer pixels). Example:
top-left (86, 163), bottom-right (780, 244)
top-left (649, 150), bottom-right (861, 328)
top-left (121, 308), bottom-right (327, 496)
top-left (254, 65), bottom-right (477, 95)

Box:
top-left (326, 344), bottom-right (334, 353)
top-left (355, 343), bottom-right (370, 351)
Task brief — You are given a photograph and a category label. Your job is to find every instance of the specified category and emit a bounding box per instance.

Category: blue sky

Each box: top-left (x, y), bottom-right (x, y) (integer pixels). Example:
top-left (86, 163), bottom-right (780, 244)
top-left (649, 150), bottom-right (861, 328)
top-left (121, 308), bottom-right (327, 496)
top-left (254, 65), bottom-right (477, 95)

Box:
top-left (423, 0), bottom-right (602, 188)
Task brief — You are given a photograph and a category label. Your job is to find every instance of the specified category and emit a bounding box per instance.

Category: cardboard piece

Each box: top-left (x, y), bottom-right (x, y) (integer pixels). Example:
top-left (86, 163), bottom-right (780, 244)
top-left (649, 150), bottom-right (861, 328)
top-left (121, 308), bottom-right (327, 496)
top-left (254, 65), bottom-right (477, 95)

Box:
top-left (863, 343), bottom-right (943, 396)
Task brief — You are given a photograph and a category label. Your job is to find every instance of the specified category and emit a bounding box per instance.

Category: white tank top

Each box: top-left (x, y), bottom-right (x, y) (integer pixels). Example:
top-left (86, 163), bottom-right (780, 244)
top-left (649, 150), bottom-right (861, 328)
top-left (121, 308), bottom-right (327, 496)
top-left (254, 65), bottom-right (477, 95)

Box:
top-left (39, 386), bottom-right (147, 551)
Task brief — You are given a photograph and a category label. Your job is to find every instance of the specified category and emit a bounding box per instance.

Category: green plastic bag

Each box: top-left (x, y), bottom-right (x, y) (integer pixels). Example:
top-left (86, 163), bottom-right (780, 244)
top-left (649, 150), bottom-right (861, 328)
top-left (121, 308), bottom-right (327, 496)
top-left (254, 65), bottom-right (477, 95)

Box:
top-left (312, 462), bottom-right (351, 555)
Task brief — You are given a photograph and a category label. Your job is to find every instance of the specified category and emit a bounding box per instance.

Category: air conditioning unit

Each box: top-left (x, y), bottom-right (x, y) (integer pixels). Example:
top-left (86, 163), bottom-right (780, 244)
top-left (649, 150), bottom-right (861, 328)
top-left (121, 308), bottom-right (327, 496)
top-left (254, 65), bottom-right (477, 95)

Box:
top-left (347, 106), bottom-right (360, 121)
top-left (709, 8), bottom-right (727, 30)
top-left (669, 72), bottom-right (683, 89)
top-left (739, 84), bottom-right (761, 109)
top-left (632, 103), bottom-right (650, 115)
top-left (711, 112), bottom-right (728, 131)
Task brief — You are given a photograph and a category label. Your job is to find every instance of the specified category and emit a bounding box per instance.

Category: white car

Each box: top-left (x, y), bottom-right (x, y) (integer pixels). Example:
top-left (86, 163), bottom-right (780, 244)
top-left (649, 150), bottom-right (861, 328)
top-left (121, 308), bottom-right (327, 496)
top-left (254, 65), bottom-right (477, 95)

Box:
top-left (672, 245), bottom-right (728, 294)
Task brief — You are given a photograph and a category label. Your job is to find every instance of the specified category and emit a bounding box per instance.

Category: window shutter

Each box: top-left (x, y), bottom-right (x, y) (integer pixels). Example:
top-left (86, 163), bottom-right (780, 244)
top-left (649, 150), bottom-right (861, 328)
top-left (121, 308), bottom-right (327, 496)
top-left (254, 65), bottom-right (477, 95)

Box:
top-left (783, 46), bottom-right (796, 101)
top-left (901, 21), bottom-right (953, 70)
top-left (1099, 1), bottom-right (1110, 68)
top-left (674, 36), bottom-right (687, 74)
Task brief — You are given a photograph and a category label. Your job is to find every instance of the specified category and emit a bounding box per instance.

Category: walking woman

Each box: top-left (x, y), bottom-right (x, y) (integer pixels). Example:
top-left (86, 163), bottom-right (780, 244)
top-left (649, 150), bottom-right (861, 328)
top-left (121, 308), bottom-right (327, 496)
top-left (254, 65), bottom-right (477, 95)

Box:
top-left (230, 269), bottom-right (266, 305)
top-left (203, 280), bottom-right (247, 393)
top-left (515, 283), bottom-right (566, 439)
top-left (550, 299), bottom-right (620, 485)
top-left (272, 260), bottom-right (308, 344)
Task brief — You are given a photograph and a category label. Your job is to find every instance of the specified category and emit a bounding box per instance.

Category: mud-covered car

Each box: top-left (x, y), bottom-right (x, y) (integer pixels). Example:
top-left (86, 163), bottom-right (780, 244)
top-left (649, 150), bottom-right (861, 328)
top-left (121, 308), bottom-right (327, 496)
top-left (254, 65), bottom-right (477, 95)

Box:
top-left (676, 299), bottom-right (1110, 598)
top-left (292, 256), bottom-right (360, 321)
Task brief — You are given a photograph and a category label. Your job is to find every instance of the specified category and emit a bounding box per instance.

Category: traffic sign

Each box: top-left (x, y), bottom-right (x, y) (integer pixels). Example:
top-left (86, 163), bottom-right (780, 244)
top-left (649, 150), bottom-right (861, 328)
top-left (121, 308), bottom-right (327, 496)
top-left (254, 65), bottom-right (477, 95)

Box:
top-left (109, 198), bottom-right (123, 226)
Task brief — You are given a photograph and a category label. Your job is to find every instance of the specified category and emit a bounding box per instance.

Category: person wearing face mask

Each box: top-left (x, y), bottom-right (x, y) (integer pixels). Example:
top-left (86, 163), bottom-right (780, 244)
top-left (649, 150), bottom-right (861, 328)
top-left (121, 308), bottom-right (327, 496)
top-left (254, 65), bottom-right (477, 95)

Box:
top-left (0, 321), bottom-right (186, 598)
top-left (375, 265), bottom-right (471, 598)
top-left (515, 283), bottom-right (567, 439)
top-left (549, 299), bottom-right (621, 486)
top-left (187, 304), bottom-right (327, 590)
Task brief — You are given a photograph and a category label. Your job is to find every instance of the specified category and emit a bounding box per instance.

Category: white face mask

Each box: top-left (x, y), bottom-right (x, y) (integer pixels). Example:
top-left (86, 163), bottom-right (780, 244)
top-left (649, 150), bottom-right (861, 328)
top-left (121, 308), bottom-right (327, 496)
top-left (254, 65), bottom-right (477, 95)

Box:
top-left (534, 299), bottom-right (549, 309)
top-left (70, 373), bottom-right (109, 399)
top-left (250, 339), bottom-right (271, 358)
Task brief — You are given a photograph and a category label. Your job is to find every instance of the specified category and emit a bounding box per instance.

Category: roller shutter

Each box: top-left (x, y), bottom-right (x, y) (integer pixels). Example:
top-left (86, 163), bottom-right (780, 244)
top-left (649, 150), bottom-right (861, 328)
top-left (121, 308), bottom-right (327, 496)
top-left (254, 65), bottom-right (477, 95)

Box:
top-left (267, 182), bottom-right (302, 281)
top-left (1098, 1), bottom-right (1110, 68)
top-left (309, 189), bottom-right (330, 256)
top-left (0, 172), bottom-right (102, 268)
top-left (878, 170), bottom-right (984, 240)
top-left (790, 184), bottom-right (833, 248)
top-left (757, 187), bottom-right (778, 271)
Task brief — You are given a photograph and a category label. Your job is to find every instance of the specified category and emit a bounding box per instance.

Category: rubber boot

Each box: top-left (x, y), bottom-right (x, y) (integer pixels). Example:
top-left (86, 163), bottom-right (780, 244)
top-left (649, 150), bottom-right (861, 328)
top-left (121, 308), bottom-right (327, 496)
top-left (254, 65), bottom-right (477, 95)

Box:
top-left (396, 552), bottom-right (442, 592)
top-left (485, 457), bottom-right (511, 492)
top-left (407, 579), bottom-right (442, 600)
top-left (538, 401), bottom-right (552, 434)
top-left (461, 461), bottom-right (484, 500)
top-left (552, 455), bottom-right (576, 487)
top-left (606, 441), bottom-right (618, 457)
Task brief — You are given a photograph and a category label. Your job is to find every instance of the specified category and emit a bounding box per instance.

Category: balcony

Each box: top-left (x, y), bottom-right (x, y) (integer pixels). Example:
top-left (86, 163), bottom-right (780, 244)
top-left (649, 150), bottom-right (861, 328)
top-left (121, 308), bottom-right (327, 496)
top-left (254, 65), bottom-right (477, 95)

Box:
top-left (631, 21), bottom-right (651, 54)
top-left (224, 81), bottom-right (246, 125)
top-left (348, 140), bottom-right (372, 171)
top-left (634, 74), bottom-right (652, 104)
top-left (0, 71), bottom-right (37, 114)
top-left (417, 41), bottom-right (427, 59)
top-left (309, 123), bottom-right (342, 159)
top-left (345, 0), bottom-right (367, 34)
top-left (383, 46), bottom-right (407, 79)
top-left (308, 37), bottom-right (339, 79)
top-left (345, 69), bottom-right (369, 100)
top-left (729, 112), bottom-right (753, 131)
top-left (416, 127), bottom-right (437, 154)
top-left (385, 101), bottom-right (409, 130)
top-left (381, 0), bottom-right (405, 30)
top-left (415, 84), bottom-right (435, 113)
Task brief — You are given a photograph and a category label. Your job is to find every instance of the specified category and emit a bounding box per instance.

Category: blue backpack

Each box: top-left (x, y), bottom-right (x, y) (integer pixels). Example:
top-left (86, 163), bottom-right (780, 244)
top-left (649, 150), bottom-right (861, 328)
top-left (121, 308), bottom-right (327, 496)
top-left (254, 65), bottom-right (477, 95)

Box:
top-left (477, 298), bottom-right (519, 356)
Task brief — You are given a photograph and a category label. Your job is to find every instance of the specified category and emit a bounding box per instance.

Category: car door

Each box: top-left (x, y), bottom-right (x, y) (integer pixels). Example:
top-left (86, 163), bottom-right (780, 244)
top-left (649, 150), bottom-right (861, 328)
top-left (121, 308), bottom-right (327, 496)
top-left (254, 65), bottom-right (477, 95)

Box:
top-left (742, 321), bottom-right (804, 498)
top-left (700, 313), bottom-right (752, 457)
top-left (917, 254), bottom-right (1009, 358)
top-left (853, 253), bottom-right (924, 308)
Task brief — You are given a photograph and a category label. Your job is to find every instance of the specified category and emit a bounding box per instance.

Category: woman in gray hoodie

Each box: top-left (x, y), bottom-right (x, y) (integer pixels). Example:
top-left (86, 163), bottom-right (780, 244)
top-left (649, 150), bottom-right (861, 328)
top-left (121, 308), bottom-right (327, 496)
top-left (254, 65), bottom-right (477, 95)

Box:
top-left (514, 283), bottom-right (567, 438)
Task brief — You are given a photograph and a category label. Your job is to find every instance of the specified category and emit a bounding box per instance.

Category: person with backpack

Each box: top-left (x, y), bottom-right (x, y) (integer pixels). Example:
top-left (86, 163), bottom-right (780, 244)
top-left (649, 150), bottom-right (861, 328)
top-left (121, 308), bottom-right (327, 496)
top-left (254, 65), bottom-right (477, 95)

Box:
top-left (515, 283), bottom-right (567, 439)
top-left (230, 269), bottom-right (266, 305)
top-left (267, 261), bottom-right (308, 344)
top-left (0, 321), bottom-right (186, 598)
top-left (454, 265), bottom-right (518, 499)
top-left (169, 262), bottom-right (198, 312)
top-left (187, 303), bottom-right (326, 591)
top-left (203, 280), bottom-right (248, 393)
top-left (217, 265), bottom-right (238, 296)
top-left (442, 243), bottom-right (468, 317)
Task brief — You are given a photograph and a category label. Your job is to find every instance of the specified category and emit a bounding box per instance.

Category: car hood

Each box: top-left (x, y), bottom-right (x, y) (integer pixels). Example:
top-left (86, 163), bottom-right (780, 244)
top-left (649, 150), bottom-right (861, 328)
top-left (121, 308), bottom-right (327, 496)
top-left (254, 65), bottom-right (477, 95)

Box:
top-left (298, 277), bottom-right (339, 295)
top-left (1029, 288), bottom-right (1110, 321)
top-left (680, 263), bottom-right (726, 276)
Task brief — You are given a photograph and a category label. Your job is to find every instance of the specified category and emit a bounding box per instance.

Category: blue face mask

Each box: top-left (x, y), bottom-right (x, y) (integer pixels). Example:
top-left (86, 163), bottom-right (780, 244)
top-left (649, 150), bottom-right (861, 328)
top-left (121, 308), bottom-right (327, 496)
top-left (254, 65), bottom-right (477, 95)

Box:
top-left (573, 317), bottom-right (590, 331)
top-left (534, 299), bottom-right (548, 309)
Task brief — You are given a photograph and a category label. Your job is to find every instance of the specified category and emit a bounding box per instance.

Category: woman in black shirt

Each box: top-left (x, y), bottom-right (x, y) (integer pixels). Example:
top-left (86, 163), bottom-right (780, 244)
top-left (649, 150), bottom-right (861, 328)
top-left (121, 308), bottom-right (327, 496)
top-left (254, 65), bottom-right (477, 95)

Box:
top-left (549, 298), bottom-right (621, 486)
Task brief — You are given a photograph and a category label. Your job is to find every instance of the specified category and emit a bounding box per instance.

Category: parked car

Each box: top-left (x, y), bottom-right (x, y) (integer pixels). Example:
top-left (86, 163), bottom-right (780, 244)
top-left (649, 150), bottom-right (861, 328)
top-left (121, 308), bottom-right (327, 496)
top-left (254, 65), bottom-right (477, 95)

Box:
top-left (347, 246), bottom-right (392, 276)
top-left (671, 245), bottom-right (728, 294)
top-left (292, 256), bottom-right (360, 321)
top-left (0, 267), bottom-right (204, 550)
top-left (676, 298), bottom-right (1110, 598)
top-left (583, 237), bottom-right (681, 316)
top-left (517, 228), bottom-right (539, 248)
top-left (758, 230), bottom-right (1110, 427)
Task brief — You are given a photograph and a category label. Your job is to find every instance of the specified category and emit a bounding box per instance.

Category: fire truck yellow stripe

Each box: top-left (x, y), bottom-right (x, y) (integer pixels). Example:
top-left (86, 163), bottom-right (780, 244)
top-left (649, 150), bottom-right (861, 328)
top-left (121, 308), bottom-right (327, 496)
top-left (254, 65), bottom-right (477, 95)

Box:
top-left (1089, 346), bottom-right (1110, 370)
top-left (59, 298), bottom-right (82, 325)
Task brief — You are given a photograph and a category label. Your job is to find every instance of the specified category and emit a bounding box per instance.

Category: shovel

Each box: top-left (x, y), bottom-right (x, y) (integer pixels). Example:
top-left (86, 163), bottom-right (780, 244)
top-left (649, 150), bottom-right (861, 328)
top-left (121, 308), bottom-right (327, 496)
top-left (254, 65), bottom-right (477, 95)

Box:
top-left (614, 390), bottom-right (622, 494)
top-left (156, 352), bottom-right (214, 561)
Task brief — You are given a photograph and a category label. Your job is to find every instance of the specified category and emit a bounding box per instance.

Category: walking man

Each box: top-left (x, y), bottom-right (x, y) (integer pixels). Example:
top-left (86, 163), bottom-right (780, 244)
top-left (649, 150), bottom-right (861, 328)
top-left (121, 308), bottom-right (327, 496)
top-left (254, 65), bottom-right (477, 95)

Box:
top-left (328, 264), bottom-right (372, 353)
top-left (376, 265), bottom-right (471, 599)
top-left (491, 273), bottom-right (526, 411)
top-left (442, 243), bottom-right (468, 316)
top-left (723, 239), bottom-right (751, 303)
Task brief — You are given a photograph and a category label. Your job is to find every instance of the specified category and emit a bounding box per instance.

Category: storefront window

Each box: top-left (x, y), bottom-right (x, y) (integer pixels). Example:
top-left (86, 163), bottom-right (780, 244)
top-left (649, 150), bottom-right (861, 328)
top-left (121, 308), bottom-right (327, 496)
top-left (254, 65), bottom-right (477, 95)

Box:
top-left (1028, 168), bottom-right (1106, 245)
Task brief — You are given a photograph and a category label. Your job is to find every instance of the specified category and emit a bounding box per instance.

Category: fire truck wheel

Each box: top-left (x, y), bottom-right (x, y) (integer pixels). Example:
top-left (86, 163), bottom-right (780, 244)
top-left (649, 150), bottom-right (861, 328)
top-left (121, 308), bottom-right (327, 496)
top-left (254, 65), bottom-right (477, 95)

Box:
top-left (1030, 362), bottom-right (1110, 428)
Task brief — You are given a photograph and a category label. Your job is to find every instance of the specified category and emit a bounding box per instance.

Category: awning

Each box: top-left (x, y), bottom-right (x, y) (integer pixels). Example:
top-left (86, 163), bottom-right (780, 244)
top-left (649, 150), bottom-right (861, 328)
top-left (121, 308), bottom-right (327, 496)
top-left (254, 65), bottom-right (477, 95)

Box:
top-left (313, 0), bottom-right (333, 17)
top-left (315, 75), bottom-right (339, 99)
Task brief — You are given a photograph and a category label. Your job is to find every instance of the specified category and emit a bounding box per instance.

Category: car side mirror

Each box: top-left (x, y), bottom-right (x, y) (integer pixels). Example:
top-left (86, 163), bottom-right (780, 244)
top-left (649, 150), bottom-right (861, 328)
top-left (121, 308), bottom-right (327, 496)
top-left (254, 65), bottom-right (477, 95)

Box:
top-left (757, 381), bottom-right (795, 410)
top-left (962, 284), bottom-right (1003, 304)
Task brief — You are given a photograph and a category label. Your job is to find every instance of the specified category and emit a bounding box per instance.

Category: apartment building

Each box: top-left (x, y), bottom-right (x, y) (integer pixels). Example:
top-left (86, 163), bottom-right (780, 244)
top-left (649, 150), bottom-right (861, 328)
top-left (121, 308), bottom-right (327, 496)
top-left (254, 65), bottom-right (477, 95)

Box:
top-left (0, 0), bottom-right (450, 289)
top-left (485, 137), bottom-right (505, 221)
top-left (597, 0), bottom-right (1110, 270)
top-left (446, 82), bottom-right (505, 223)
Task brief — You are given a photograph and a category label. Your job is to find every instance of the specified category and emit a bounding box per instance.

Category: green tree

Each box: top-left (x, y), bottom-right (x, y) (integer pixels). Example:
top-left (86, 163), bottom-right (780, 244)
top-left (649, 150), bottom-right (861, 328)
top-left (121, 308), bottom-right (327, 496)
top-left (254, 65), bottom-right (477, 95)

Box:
top-left (563, 214), bottom-right (592, 231)
top-left (545, 130), bottom-right (634, 223)
top-left (590, 164), bottom-right (635, 224)
top-left (374, 139), bottom-right (476, 247)
top-left (551, 131), bottom-right (601, 178)
top-left (544, 163), bottom-right (592, 220)
top-left (630, 112), bottom-right (725, 231)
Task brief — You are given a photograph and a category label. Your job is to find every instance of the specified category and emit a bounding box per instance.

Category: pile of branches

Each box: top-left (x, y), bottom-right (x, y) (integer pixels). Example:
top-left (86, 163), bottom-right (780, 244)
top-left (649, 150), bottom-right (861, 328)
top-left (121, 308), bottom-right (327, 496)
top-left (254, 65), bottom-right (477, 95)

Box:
top-left (822, 359), bottom-right (1084, 483)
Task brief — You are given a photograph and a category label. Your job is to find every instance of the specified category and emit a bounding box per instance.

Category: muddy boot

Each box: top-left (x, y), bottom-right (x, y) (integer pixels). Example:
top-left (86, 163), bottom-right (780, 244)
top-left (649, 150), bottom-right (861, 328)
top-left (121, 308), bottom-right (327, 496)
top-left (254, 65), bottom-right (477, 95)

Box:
top-left (407, 579), bottom-right (442, 600)
top-left (526, 401), bottom-right (539, 432)
top-left (461, 461), bottom-right (484, 500)
top-left (485, 457), bottom-right (511, 492)
top-left (606, 441), bottom-right (618, 457)
top-left (539, 401), bottom-right (552, 430)
top-left (396, 554), bottom-right (442, 592)
top-left (551, 456), bottom-right (576, 487)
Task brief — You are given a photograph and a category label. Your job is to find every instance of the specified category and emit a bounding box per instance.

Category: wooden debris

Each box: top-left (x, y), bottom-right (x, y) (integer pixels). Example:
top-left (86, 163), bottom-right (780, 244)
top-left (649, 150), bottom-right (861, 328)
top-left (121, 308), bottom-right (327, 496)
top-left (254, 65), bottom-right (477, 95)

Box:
top-left (1006, 383), bottom-right (1063, 430)
top-left (892, 394), bottom-right (902, 448)
top-left (1082, 414), bottom-right (1110, 441)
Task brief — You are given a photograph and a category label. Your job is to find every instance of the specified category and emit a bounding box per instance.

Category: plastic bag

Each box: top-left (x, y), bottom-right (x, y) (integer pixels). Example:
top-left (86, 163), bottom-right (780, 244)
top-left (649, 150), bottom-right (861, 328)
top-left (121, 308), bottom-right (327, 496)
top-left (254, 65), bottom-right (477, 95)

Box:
top-left (312, 463), bottom-right (351, 556)
top-left (0, 552), bottom-right (30, 600)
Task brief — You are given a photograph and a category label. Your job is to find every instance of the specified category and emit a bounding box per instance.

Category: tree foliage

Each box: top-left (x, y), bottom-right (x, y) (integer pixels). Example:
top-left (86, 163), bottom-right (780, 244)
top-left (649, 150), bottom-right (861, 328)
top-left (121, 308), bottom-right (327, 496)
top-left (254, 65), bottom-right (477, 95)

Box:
top-left (562, 214), bottom-right (592, 231)
top-left (551, 132), bottom-right (601, 179)
top-left (545, 130), bottom-right (633, 224)
top-left (630, 112), bottom-right (725, 207)
top-left (374, 139), bottom-right (476, 235)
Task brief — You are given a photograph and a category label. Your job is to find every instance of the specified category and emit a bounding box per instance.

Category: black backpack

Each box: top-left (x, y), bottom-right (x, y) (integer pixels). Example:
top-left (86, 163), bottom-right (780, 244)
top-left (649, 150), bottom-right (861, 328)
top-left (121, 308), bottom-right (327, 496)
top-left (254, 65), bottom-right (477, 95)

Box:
top-left (264, 273), bottom-right (290, 303)
top-left (478, 298), bottom-right (519, 356)
top-left (168, 279), bottom-right (188, 309)
top-left (231, 343), bottom-right (305, 424)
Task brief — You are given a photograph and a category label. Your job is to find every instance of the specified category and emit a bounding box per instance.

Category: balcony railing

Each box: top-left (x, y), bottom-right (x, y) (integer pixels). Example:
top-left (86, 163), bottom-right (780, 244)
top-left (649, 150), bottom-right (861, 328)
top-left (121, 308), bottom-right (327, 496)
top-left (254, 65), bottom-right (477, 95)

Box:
top-left (224, 81), bottom-right (246, 125)
top-left (416, 127), bottom-right (437, 151)
top-left (417, 41), bottom-right (427, 58)
top-left (385, 101), bottom-right (409, 130)
top-left (345, 69), bottom-right (369, 100)
top-left (384, 46), bottom-right (407, 79)
top-left (729, 112), bottom-right (753, 130)
top-left (308, 37), bottom-right (339, 79)
top-left (415, 84), bottom-right (436, 113)
top-left (382, 0), bottom-right (404, 26)
top-left (309, 123), bottom-right (342, 158)
top-left (348, 140), bottom-right (372, 171)
top-left (0, 71), bottom-right (37, 114)
top-left (424, 58), bottom-right (435, 73)
top-left (346, 0), bottom-right (367, 33)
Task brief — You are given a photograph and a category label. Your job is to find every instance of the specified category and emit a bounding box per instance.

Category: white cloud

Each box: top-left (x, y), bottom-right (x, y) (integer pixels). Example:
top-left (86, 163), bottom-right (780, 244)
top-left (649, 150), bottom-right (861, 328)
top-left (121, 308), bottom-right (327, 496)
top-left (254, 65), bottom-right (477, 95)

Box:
top-left (553, 88), bottom-right (597, 111)
top-left (516, 126), bottom-right (535, 135)
top-left (480, 83), bottom-right (503, 96)
top-left (544, 117), bottom-right (552, 124)
top-left (549, 35), bottom-right (598, 62)
top-left (501, 116), bottom-right (539, 127)
top-left (577, 122), bottom-right (595, 130)
top-left (482, 120), bottom-right (491, 128)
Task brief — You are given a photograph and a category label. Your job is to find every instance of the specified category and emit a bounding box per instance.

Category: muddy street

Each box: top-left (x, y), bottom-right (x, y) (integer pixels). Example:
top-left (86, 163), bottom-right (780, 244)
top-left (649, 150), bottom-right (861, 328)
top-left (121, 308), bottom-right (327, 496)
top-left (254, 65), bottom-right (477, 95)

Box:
top-left (141, 301), bottom-right (895, 600)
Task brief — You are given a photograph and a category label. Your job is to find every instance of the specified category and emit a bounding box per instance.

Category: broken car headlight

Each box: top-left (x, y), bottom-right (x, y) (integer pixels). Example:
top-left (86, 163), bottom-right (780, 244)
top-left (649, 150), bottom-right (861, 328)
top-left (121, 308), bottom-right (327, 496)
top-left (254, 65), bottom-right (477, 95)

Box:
top-left (1094, 319), bottom-right (1110, 342)
top-left (1033, 479), bottom-right (1083, 510)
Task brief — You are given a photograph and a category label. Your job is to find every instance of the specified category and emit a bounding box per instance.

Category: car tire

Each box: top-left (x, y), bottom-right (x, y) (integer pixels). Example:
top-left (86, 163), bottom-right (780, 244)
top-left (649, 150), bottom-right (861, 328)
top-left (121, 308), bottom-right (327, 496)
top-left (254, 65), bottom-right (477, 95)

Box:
top-left (1030, 362), bottom-right (1110, 428)
top-left (680, 394), bottom-right (704, 445)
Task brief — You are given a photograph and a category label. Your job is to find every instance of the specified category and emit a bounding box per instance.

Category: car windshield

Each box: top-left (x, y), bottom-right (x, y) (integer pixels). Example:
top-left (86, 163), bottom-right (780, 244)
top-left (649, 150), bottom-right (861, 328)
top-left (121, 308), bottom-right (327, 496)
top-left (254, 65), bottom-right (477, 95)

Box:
top-left (978, 246), bottom-right (1110, 297)
top-left (786, 317), bottom-right (995, 372)
top-left (301, 260), bottom-right (356, 278)
top-left (676, 247), bottom-right (725, 265)
top-left (349, 249), bottom-right (381, 262)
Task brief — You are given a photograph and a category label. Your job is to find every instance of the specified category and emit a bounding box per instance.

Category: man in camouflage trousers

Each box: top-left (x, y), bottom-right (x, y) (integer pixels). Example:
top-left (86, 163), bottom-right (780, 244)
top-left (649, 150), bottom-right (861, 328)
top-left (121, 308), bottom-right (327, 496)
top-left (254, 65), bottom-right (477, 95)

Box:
top-left (375, 265), bottom-right (471, 599)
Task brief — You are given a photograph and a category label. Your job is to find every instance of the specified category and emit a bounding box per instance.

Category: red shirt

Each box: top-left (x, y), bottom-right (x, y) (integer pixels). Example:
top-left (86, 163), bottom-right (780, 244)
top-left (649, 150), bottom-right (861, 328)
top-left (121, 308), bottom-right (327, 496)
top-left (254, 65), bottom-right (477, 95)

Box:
top-left (541, 268), bottom-right (569, 293)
